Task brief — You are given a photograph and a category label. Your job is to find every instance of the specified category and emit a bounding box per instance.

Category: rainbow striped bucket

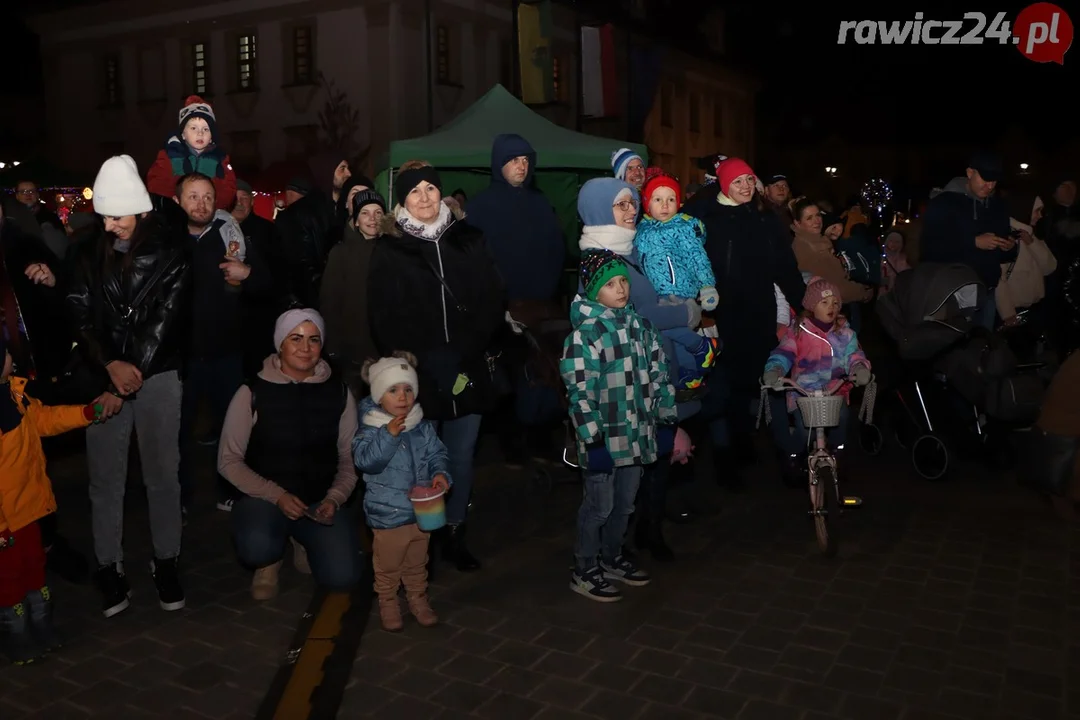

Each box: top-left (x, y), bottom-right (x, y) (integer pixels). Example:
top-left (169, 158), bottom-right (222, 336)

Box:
top-left (409, 487), bottom-right (447, 532)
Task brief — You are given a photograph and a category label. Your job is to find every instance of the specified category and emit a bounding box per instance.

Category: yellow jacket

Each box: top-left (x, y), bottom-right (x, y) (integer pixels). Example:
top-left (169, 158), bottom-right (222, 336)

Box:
top-left (0, 377), bottom-right (92, 534)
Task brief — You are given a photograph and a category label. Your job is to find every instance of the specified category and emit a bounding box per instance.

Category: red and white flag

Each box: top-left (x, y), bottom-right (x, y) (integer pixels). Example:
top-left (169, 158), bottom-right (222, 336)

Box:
top-left (580, 24), bottom-right (617, 118)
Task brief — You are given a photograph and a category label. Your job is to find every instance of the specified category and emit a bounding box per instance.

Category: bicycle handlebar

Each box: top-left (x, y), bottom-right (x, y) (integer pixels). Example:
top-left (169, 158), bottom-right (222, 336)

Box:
top-left (762, 375), bottom-right (853, 398)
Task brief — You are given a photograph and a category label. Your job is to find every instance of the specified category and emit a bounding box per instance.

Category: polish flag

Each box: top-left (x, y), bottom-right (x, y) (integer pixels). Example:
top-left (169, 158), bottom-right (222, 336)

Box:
top-left (581, 24), bottom-right (617, 118)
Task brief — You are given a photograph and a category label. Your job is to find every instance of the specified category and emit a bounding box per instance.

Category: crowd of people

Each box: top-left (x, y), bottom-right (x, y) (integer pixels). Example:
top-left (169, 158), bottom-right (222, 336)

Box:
top-left (1, 90), bottom-right (1079, 660)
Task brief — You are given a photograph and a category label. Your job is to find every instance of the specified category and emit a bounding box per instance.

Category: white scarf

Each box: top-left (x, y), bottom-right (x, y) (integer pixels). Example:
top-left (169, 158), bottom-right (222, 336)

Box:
top-left (362, 402), bottom-right (425, 432)
top-left (578, 224), bottom-right (636, 257)
top-left (396, 202), bottom-right (454, 242)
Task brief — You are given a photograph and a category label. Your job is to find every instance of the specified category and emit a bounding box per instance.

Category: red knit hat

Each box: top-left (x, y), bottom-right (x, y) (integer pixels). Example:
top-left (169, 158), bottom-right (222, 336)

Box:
top-left (716, 158), bottom-right (755, 197)
top-left (642, 173), bottom-right (681, 215)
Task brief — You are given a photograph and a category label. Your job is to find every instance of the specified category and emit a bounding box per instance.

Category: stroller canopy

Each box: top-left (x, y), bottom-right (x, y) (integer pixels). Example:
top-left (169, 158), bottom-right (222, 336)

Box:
top-left (878, 263), bottom-right (987, 361)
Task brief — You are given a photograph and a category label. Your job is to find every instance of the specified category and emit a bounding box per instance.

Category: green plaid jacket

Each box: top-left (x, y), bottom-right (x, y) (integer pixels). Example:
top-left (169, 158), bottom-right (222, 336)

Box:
top-left (560, 296), bottom-right (677, 467)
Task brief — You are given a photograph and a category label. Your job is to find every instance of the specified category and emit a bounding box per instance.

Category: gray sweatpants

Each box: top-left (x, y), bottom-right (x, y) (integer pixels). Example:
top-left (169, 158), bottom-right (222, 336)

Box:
top-left (87, 370), bottom-right (183, 566)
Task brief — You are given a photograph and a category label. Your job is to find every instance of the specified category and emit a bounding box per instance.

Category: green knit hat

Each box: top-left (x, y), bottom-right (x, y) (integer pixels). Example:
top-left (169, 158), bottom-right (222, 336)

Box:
top-left (580, 249), bottom-right (629, 301)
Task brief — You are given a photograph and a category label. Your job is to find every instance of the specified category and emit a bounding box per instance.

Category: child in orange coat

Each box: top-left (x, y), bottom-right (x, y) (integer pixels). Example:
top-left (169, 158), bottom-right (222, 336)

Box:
top-left (145, 95), bottom-right (237, 209)
top-left (0, 337), bottom-right (103, 665)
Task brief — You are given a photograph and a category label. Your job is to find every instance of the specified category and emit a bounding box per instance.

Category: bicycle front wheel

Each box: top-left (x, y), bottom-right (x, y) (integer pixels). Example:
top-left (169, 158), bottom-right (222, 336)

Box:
top-left (809, 466), bottom-right (838, 557)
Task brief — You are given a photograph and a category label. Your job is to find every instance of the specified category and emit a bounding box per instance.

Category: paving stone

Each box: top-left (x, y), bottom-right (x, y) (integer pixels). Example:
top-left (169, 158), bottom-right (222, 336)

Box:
top-left (529, 676), bottom-right (597, 710)
top-left (474, 691), bottom-right (545, 720)
top-left (12, 434), bottom-right (1072, 720)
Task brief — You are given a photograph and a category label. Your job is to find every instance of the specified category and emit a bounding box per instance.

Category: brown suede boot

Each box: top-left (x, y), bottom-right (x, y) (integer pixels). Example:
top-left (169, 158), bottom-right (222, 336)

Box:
top-left (251, 561), bottom-right (282, 601)
top-left (407, 594), bottom-right (439, 628)
top-left (378, 596), bottom-right (404, 632)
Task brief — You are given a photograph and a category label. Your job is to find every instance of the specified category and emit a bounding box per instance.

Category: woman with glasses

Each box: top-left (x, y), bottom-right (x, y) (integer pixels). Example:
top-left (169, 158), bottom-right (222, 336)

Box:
top-left (575, 177), bottom-right (704, 561)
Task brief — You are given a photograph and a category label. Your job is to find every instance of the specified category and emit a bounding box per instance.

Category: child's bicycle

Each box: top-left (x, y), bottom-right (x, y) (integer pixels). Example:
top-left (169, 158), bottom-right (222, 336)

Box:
top-left (759, 375), bottom-right (874, 557)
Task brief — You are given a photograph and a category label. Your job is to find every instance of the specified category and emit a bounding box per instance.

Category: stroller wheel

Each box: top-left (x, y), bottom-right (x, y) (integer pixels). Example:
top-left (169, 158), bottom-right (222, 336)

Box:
top-left (912, 434), bottom-right (949, 481)
top-left (860, 423), bottom-right (884, 456)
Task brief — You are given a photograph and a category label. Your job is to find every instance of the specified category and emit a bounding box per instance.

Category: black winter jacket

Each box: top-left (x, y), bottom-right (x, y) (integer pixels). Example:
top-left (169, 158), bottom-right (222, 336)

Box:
top-left (687, 196), bottom-right (806, 391)
top-left (368, 207), bottom-right (506, 420)
top-left (66, 213), bottom-right (192, 390)
top-left (275, 191), bottom-right (339, 308)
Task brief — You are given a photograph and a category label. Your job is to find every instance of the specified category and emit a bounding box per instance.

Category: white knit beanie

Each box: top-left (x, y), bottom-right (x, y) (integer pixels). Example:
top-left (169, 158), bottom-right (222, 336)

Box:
top-left (92, 155), bottom-right (153, 217)
top-left (273, 308), bottom-right (326, 350)
top-left (368, 356), bottom-right (419, 402)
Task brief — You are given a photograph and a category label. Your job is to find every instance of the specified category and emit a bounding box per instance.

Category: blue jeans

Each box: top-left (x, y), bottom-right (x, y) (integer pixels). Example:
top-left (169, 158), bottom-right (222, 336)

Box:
top-left (231, 496), bottom-right (360, 590)
top-left (788, 403), bottom-right (850, 455)
top-left (574, 466), bottom-right (642, 572)
top-left (179, 354), bottom-right (245, 506)
top-left (664, 326), bottom-right (704, 384)
top-left (975, 293), bottom-right (998, 330)
top-left (438, 414), bottom-right (483, 525)
top-left (767, 393), bottom-right (793, 453)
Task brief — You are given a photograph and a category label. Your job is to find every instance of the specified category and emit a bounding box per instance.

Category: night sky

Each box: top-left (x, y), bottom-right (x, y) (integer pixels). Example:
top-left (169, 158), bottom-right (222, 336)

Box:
top-left (5, 1), bottom-right (1078, 151)
top-left (728, 2), bottom-right (1078, 148)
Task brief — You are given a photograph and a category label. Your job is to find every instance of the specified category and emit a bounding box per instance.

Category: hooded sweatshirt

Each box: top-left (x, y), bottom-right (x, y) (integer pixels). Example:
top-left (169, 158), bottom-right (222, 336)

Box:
top-left (217, 355), bottom-right (358, 506)
top-left (465, 134), bottom-right (565, 302)
top-left (921, 176), bottom-right (1016, 288)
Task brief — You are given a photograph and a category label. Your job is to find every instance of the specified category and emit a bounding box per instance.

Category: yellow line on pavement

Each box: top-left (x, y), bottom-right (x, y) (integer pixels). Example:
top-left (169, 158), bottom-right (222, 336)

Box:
top-left (273, 592), bottom-right (353, 720)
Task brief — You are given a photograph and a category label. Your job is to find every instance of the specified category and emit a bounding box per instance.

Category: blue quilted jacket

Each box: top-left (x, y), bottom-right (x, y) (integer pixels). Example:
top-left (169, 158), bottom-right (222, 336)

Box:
top-left (351, 398), bottom-right (451, 530)
top-left (634, 213), bottom-right (716, 299)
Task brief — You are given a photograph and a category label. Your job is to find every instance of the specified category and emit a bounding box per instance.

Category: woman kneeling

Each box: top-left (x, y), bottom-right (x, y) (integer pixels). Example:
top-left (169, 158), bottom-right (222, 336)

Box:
top-left (218, 309), bottom-right (360, 599)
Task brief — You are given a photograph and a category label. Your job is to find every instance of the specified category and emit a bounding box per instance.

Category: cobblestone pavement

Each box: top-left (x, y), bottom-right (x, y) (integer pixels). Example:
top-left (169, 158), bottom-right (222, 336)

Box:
top-left (1, 429), bottom-right (1076, 720)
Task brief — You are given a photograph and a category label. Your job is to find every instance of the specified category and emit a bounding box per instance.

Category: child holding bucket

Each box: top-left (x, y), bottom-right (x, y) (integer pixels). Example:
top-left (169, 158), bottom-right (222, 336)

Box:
top-left (352, 352), bottom-right (450, 632)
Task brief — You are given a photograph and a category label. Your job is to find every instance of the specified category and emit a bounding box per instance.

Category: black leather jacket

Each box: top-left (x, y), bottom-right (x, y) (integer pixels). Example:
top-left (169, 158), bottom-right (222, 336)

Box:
top-left (66, 212), bottom-right (192, 389)
top-left (274, 191), bottom-right (339, 308)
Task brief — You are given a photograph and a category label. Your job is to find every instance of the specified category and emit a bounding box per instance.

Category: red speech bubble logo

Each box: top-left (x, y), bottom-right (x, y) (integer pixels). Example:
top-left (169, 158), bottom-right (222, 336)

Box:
top-left (1014, 3), bottom-right (1074, 64)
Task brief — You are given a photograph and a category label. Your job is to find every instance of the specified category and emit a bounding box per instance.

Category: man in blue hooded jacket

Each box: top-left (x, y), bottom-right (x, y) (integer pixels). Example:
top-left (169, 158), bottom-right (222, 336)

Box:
top-left (467, 134), bottom-right (566, 465)
top-left (467, 134), bottom-right (565, 302)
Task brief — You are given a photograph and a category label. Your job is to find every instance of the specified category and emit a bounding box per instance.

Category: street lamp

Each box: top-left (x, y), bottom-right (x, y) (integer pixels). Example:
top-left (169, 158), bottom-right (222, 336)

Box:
top-left (1019, 162), bottom-right (1029, 174)
top-left (825, 166), bottom-right (838, 177)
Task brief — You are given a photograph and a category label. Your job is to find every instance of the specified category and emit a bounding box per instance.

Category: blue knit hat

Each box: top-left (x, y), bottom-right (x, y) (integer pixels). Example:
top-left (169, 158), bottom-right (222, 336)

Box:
top-left (611, 148), bottom-right (643, 181)
top-left (578, 177), bottom-right (638, 227)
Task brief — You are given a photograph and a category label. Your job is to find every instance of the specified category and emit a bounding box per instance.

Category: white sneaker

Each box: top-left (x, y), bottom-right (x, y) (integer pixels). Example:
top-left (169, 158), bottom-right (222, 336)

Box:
top-left (216, 499), bottom-right (234, 512)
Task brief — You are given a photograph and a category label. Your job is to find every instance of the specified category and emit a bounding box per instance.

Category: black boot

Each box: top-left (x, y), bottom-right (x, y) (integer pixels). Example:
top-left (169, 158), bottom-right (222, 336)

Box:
top-left (24, 586), bottom-right (61, 652)
top-left (45, 536), bottom-right (90, 585)
top-left (447, 524), bottom-right (480, 572)
top-left (0, 602), bottom-right (43, 665)
top-left (781, 453), bottom-right (806, 489)
top-left (714, 448), bottom-right (746, 493)
top-left (635, 517), bottom-right (674, 563)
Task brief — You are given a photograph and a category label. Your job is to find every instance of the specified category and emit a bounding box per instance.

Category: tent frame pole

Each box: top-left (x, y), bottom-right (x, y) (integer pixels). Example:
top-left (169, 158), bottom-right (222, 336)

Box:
top-left (425, 0), bottom-right (434, 131)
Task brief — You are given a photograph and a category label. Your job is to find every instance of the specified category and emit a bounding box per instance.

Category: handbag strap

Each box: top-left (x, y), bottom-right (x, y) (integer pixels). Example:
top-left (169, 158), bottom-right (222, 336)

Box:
top-left (422, 256), bottom-right (468, 313)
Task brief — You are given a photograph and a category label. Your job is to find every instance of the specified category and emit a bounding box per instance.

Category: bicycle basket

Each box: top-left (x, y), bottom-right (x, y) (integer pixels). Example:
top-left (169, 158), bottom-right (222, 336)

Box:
top-left (796, 395), bottom-right (844, 428)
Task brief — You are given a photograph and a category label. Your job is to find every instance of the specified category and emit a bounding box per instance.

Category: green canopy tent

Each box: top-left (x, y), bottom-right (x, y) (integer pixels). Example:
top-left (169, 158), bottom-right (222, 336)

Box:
top-left (374, 83), bottom-right (647, 258)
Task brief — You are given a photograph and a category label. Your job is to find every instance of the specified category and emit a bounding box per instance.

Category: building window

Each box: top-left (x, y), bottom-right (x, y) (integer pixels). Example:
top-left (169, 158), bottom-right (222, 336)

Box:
top-left (293, 26), bottom-right (313, 84)
top-left (192, 42), bottom-right (208, 95)
top-left (713, 100), bottom-right (724, 137)
top-left (237, 33), bottom-right (257, 90)
top-left (689, 92), bottom-right (700, 133)
top-left (436, 25), bottom-right (450, 84)
top-left (103, 54), bottom-right (122, 107)
top-left (660, 84), bottom-right (673, 128)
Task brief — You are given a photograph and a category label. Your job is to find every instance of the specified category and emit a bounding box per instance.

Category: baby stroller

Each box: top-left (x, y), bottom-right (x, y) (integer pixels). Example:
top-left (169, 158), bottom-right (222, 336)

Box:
top-left (877, 263), bottom-right (1046, 480)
